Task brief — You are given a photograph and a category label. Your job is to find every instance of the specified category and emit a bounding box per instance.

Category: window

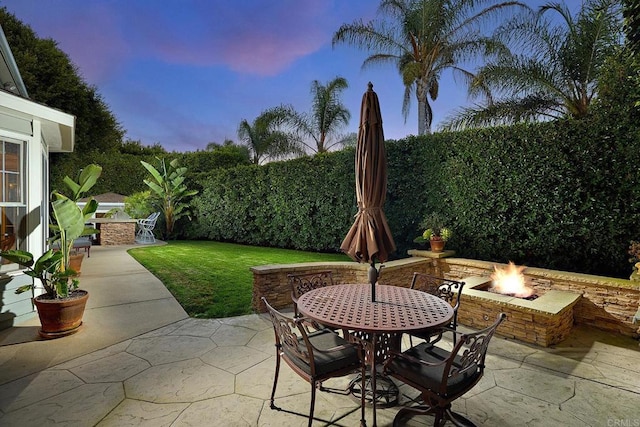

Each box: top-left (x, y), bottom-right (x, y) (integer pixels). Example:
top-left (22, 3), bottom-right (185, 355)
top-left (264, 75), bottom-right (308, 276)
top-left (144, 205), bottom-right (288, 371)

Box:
top-left (0, 138), bottom-right (26, 262)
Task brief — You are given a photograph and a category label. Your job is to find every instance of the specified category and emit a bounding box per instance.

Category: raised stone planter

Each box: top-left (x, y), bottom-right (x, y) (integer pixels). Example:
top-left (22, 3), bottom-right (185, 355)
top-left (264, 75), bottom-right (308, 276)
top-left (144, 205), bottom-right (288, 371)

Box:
top-left (251, 251), bottom-right (640, 344)
top-left (250, 257), bottom-right (429, 312)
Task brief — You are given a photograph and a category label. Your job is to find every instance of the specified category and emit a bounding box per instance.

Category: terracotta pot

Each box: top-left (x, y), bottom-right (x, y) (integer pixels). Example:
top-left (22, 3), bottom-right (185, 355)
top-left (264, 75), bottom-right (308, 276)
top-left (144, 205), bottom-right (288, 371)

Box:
top-left (429, 237), bottom-right (446, 253)
top-left (68, 252), bottom-right (84, 275)
top-left (33, 290), bottom-right (89, 339)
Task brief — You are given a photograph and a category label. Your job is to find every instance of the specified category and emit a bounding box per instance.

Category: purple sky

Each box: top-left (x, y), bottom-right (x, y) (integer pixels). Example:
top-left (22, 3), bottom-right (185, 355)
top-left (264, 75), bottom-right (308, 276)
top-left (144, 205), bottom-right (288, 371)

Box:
top-left (3, 0), bottom-right (552, 153)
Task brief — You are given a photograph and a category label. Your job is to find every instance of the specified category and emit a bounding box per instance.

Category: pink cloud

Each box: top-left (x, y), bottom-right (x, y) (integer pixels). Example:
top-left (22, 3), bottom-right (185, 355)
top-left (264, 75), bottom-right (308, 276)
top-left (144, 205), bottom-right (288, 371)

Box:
top-left (123, 0), bottom-right (337, 75)
top-left (5, 0), bottom-right (367, 80)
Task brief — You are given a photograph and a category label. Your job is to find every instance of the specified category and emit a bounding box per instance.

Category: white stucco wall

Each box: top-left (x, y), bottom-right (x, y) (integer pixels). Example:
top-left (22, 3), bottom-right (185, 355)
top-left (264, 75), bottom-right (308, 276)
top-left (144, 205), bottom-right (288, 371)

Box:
top-left (0, 92), bottom-right (74, 329)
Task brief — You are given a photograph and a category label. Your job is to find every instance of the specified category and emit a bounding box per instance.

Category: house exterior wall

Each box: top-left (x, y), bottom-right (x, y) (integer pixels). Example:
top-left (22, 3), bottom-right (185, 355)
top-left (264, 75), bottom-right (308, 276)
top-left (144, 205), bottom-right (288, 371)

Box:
top-left (0, 25), bottom-right (74, 331)
top-left (0, 271), bottom-right (36, 329)
top-left (0, 110), bottom-right (47, 329)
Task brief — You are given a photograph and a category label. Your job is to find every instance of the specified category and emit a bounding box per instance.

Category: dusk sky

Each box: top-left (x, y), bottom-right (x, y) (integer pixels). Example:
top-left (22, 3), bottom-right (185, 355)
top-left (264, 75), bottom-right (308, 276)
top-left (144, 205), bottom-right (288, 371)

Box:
top-left (2, 0), bottom-right (556, 153)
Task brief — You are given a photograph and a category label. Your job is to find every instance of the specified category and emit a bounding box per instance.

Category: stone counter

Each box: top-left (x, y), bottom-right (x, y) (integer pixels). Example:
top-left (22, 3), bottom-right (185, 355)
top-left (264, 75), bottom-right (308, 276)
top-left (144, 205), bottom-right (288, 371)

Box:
top-left (91, 219), bottom-right (137, 245)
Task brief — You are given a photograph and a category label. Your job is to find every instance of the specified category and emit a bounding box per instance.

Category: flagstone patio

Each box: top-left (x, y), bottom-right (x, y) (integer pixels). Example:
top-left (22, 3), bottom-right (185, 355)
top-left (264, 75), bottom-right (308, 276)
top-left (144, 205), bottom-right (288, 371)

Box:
top-left (0, 245), bottom-right (638, 426)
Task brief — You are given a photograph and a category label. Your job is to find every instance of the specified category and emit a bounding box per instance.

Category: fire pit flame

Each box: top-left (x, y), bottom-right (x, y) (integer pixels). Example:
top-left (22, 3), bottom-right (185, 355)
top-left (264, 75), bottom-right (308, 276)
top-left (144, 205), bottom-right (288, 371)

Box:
top-left (491, 262), bottom-right (534, 298)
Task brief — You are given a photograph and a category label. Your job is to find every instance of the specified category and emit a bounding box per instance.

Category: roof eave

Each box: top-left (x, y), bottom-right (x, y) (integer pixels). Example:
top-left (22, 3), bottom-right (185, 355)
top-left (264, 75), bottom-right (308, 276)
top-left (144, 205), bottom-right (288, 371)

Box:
top-left (0, 90), bottom-right (75, 152)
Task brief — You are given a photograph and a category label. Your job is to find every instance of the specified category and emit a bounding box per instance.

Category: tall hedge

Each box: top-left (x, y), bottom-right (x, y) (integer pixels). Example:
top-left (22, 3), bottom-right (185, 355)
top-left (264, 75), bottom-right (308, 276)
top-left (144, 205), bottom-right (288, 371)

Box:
top-left (442, 120), bottom-right (640, 277)
top-left (187, 115), bottom-right (640, 279)
top-left (188, 151), bottom-right (356, 251)
top-left (49, 148), bottom-right (250, 199)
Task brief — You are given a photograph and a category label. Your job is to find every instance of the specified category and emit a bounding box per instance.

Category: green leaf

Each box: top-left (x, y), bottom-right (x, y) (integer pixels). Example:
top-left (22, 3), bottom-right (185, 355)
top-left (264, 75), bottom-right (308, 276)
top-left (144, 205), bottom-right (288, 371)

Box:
top-left (14, 284), bottom-right (34, 294)
top-left (52, 196), bottom-right (85, 242)
top-left (0, 249), bottom-right (35, 267)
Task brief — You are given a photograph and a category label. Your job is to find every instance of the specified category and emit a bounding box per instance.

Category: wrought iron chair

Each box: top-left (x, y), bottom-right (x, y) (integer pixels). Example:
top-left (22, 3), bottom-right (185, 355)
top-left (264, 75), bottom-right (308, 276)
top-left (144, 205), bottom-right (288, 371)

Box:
top-left (288, 271), bottom-right (334, 317)
top-left (288, 271), bottom-right (336, 331)
top-left (409, 273), bottom-right (465, 345)
top-left (383, 313), bottom-right (506, 427)
top-left (135, 212), bottom-right (160, 244)
top-left (262, 297), bottom-right (366, 427)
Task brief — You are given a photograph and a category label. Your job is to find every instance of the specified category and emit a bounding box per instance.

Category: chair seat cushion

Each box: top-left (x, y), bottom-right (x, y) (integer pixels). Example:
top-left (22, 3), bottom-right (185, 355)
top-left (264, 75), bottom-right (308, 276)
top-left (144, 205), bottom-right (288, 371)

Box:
top-left (73, 237), bottom-right (92, 248)
top-left (412, 324), bottom-right (451, 341)
top-left (284, 329), bottom-right (360, 377)
top-left (387, 342), bottom-right (480, 397)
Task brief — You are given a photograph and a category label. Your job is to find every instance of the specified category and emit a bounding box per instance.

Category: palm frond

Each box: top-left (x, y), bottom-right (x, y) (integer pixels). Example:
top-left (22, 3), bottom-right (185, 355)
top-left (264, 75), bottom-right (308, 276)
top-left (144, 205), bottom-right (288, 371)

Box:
top-left (440, 95), bottom-right (564, 131)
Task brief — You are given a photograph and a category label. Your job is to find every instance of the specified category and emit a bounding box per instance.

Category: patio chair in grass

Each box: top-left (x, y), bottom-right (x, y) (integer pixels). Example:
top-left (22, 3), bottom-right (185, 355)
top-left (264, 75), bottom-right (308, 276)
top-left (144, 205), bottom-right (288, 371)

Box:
top-left (262, 297), bottom-right (366, 427)
top-left (383, 313), bottom-right (506, 427)
top-left (135, 212), bottom-right (160, 244)
top-left (409, 273), bottom-right (465, 346)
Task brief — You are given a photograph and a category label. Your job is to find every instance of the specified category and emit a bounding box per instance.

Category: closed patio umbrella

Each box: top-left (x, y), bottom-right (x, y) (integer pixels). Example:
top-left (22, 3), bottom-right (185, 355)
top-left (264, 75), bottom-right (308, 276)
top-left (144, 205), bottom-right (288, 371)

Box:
top-left (341, 82), bottom-right (396, 302)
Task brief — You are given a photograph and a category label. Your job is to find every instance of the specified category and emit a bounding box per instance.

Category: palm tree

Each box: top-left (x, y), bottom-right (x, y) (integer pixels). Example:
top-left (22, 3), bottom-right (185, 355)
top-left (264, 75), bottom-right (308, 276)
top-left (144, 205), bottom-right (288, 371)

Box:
top-left (283, 77), bottom-right (351, 153)
top-left (442, 0), bottom-right (623, 130)
top-left (333, 0), bottom-right (524, 135)
top-left (237, 107), bottom-right (302, 165)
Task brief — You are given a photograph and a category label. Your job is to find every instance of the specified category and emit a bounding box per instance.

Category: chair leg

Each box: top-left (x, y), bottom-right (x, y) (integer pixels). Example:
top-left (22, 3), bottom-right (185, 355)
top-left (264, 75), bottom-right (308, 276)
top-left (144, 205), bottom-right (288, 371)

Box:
top-left (393, 405), bottom-right (430, 426)
top-left (360, 362), bottom-right (366, 426)
top-left (270, 353), bottom-right (281, 410)
top-left (445, 407), bottom-right (477, 427)
top-left (393, 402), bottom-right (445, 426)
top-left (309, 380), bottom-right (317, 427)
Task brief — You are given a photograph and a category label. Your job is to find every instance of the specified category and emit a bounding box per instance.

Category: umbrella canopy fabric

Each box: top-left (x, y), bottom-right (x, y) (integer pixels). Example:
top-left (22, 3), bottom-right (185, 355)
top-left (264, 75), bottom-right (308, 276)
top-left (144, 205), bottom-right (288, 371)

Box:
top-left (341, 82), bottom-right (396, 264)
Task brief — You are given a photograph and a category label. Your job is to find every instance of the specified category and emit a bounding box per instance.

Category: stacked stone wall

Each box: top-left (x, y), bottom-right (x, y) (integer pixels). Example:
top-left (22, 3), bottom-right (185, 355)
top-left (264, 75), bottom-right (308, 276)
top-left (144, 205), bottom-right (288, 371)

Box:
top-left (456, 295), bottom-right (577, 346)
top-left (251, 258), bottom-right (428, 312)
top-left (98, 222), bottom-right (136, 245)
top-left (441, 258), bottom-right (640, 338)
top-left (251, 253), bottom-right (640, 342)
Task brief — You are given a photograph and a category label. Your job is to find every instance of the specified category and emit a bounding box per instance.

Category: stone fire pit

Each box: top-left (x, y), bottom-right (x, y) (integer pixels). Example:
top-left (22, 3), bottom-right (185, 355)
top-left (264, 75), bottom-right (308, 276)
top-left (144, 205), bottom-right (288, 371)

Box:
top-left (457, 276), bottom-right (581, 347)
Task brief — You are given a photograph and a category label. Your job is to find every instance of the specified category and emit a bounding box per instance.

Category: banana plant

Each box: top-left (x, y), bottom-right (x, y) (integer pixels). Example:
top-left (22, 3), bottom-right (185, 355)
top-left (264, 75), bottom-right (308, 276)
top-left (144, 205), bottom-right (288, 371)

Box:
top-left (49, 164), bottom-right (102, 276)
top-left (1, 249), bottom-right (78, 298)
top-left (141, 158), bottom-right (197, 238)
top-left (2, 164), bottom-right (102, 299)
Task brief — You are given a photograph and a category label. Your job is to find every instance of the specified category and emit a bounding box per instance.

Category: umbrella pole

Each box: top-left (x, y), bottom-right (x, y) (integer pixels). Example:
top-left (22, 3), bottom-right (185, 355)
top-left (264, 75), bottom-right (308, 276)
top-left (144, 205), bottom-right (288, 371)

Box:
top-left (368, 259), bottom-right (378, 302)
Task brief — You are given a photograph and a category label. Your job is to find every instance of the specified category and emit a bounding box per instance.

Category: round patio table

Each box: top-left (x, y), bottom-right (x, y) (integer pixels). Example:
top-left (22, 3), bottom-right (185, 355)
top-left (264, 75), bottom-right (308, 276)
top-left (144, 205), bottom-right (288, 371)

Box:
top-left (296, 283), bottom-right (454, 427)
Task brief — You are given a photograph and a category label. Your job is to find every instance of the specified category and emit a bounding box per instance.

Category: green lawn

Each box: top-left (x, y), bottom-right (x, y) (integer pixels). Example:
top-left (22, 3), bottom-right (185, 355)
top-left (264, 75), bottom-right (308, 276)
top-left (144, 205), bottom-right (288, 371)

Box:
top-left (128, 240), bottom-right (350, 318)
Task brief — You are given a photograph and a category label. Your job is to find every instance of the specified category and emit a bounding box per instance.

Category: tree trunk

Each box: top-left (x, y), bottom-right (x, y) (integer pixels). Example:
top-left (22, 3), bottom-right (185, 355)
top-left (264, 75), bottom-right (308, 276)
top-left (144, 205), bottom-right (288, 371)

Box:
top-left (416, 79), bottom-right (431, 136)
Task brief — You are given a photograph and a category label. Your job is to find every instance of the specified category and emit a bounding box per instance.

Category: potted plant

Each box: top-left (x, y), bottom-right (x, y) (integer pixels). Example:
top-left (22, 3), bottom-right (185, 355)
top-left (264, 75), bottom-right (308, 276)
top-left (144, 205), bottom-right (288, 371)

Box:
top-left (0, 164), bottom-right (102, 338)
top-left (413, 212), bottom-right (452, 253)
top-left (50, 165), bottom-right (103, 274)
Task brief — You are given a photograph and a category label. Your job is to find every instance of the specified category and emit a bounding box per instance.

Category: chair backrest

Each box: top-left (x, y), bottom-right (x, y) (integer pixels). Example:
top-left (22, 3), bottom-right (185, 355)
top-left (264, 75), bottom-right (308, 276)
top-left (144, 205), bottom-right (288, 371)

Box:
top-left (288, 270), bottom-right (334, 303)
top-left (410, 273), bottom-right (465, 311)
top-left (148, 211), bottom-right (160, 223)
top-left (139, 212), bottom-right (160, 227)
top-left (442, 313), bottom-right (506, 388)
top-left (262, 297), bottom-right (315, 372)
top-left (149, 212), bottom-right (160, 226)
